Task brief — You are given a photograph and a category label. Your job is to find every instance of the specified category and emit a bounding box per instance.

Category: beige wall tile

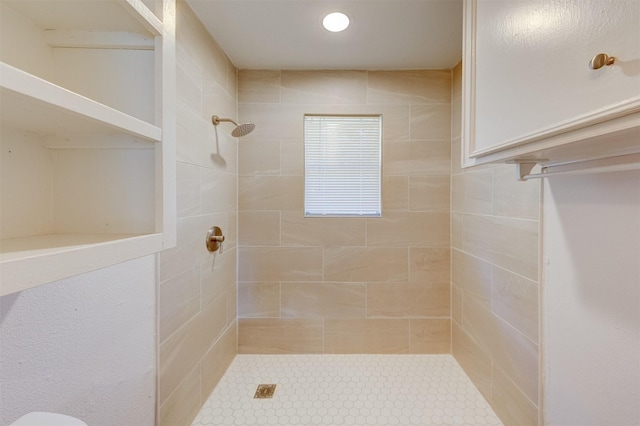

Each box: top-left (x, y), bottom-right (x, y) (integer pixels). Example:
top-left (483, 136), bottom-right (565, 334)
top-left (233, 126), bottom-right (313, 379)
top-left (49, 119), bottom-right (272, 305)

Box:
top-left (461, 214), bottom-right (539, 281)
top-left (281, 282), bottom-right (366, 318)
top-left (451, 137), bottom-right (462, 176)
top-left (463, 296), bottom-right (539, 404)
top-left (452, 323), bottom-right (492, 401)
top-left (492, 367), bottom-right (539, 426)
top-left (160, 214), bottom-right (220, 282)
top-left (158, 362), bottom-right (201, 426)
top-left (410, 104), bottom-right (451, 140)
top-left (238, 175), bottom-right (303, 211)
top-left (239, 103), bottom-right (305, 141)
top-left (226, 281), bottom-right (237, 324)
top-left (176, 46), bottom-right (202, 113)
top-left (377, 105), bottom-right (411, 141)
top-left (201, 168), bottom-right (237, 214)
top-left (238, 139), bottom-right (280, 176)
top-left (238, 70), bottom-right (280, 104)
top-left (451, 212), bottom-right (462, 249)
top-left (492, 266), bottom-right (539, 343)
top-left (324, 247), bottom-right (408, 282)
top-left (452, 62), bottom-right (462, 102)
top-left (492, 166), bottom-right (541, 220)
top-left (451, 98), bottom-right (462, 140)
top-left (159, 268), bottom-right (200, 342)
top-left (383, 140), bottom-right (451, 176)
top-left (367, 283), bottom-right (450, 318)
top-left (409, 247), bottom-right (450, 284)
top-left (176, 161), bottom-right (201, 218)
top-left (238, 318), bottom-right (323, 354)
top-left (238, 247), bottom-right (323, 282)
top-left (452, 249), bottom-right (492, 307)
top-left (201, 46), bottom-right (234, 102)
top-left (226, 211), bottom-right (237, 249)
top-left (162, 3), bottom-right (239, 422)
top-left (367, 70), bottom-right (451, 105)
top-left (448, 56), bottom-right (540, 423)
top-left (409, 176), bottom-right (450, 211)
top-left (200, 246), bottom-right (237, 308)
top-left (451, 170), bottom-right (493, 215)
top-left (238, 282), bottom-right (280, 318)
top-left (258, 104), bottom-right (404, 142)
top-left (226, 60), bottom-right (237, 98)
top-left (202, 72), bottom-right (237, 130)
top-left (410, 319), bottom-right (451, 354)
top-left (367, 211), bottom-right (449, 247)
top-left (383, 176), bottom-right (409, 211)
top-left (209, 128), bottom-right (240, 176)
top-left (452, 285), bottom-right (463, 326)
top-left (281, 70), bottom-right (367, 104)
top-left (280, 138), bottom-right (304, 176)
top-left (235, 69), bottom-right (460, 359)
top-left (177, 1), bottom-right (233, 91)
top-left (201, 322), bottom-right (237, 401)
top-left (159, 294), bottom-right (227, 404)
top-left (324, 319), bottom-right (410, 354)
top-left (238, 211), bottom-right (280, 246)
top-left (176, 107), bottom-right (213, 169)
top-left (281, 213), bottom-right (366, 246)
top-left (240, 93), bottom-right (411, 144)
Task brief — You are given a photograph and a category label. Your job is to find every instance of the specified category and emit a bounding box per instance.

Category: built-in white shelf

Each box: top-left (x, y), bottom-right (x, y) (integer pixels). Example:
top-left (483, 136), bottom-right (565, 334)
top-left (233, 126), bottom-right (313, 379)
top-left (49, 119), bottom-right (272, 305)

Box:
top-left (4, 0), bottom-right (162, 36)
top-left (0, 0), bottom-right (176, 296)
top-left (0, 62), bottom-right (162, 143)
top-left (0, 234), bottom-right (163, 296)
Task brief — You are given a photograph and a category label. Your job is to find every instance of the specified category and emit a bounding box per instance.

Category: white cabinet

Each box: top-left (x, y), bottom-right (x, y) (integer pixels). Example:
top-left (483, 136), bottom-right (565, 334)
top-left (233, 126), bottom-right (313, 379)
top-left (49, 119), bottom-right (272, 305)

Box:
top-left (0, 0), bottom-right (176, 295)
top-left (462, 0), bottom-right (640, 168)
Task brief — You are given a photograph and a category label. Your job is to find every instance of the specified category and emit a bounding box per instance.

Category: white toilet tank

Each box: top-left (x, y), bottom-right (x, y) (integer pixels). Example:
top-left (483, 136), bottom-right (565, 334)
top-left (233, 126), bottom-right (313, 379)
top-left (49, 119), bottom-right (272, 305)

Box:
top-left (9, 412), bottom-right (87, 426)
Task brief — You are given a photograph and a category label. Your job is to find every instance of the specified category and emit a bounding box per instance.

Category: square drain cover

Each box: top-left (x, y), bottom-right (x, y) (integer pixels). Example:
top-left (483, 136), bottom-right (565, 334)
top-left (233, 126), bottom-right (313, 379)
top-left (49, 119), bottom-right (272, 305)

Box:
top-left (254, 384), bottom-right (276, 399)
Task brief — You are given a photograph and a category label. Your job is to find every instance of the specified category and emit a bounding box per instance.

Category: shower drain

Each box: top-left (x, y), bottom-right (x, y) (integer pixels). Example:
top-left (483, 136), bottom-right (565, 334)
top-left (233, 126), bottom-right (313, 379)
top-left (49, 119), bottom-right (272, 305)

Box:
top-left (254, 384), bottom-right (276, 399)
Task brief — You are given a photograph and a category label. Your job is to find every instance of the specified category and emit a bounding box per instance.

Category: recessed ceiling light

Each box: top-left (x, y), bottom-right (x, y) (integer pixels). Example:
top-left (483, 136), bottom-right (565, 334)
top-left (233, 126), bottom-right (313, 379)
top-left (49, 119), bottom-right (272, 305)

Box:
top-left (323, 12), bottom-right (350, 32)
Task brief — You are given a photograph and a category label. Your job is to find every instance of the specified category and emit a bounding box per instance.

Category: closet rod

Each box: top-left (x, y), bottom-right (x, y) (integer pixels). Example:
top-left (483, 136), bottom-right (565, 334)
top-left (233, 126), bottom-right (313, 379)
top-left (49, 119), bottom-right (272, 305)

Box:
top-left (520, 154), bottom-right (640, 180)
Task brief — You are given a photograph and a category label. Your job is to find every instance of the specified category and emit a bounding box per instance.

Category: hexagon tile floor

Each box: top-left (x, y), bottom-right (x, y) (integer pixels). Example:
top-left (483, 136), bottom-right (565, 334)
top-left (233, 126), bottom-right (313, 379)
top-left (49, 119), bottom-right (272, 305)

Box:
top-left (192, 354), bottom-right (503, 426)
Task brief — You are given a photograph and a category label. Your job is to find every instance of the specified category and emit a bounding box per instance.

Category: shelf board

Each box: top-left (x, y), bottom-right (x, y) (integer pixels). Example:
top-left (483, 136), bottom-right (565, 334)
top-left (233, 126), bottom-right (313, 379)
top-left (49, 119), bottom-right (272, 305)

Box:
top-left (3, 0), bottom-right (161, 37)
top-left (0, 62), bottom-right (161, 142)
top-left (0, 233), bottom-right (164, 296)
top-left (121, 0), bottom-right (164, 36)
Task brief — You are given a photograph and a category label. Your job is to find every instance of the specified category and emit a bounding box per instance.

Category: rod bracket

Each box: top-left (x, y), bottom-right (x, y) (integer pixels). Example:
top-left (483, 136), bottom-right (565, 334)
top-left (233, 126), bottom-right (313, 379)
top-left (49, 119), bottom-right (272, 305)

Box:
top-left (507, 160), bottom-right (540, 181)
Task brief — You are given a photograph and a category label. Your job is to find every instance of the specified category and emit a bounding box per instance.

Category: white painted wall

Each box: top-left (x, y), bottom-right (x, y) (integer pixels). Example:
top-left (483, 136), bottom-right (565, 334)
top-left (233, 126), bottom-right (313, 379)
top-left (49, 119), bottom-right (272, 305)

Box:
top-left (543, 169), bottom-right (640, 425)
top-left (0, 256), bottom-right (156, 426)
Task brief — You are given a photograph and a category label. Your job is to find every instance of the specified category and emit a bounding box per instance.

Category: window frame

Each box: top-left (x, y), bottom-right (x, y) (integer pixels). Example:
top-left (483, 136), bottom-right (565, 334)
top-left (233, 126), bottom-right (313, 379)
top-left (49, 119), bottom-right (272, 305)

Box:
top-left (303, 113), bottom-right (383, 218)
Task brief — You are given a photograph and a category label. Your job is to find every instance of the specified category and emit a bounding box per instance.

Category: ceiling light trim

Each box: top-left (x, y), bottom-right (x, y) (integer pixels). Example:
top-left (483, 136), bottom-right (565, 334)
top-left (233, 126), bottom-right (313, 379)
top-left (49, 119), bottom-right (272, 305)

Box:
top-left (322, 12), bottom-right (350, 32)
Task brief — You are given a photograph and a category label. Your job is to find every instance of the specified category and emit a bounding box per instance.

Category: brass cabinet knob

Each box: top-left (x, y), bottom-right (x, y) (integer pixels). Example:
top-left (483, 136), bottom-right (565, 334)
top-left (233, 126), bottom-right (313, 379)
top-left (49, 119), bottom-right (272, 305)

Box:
top-left (589, 53), bottom-right (616, 70)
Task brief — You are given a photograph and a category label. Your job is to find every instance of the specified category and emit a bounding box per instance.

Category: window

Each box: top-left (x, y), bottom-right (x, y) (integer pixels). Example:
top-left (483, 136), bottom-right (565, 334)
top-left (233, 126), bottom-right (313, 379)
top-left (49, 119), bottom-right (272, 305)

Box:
top-left (304, 114), bottom-right (382, 217)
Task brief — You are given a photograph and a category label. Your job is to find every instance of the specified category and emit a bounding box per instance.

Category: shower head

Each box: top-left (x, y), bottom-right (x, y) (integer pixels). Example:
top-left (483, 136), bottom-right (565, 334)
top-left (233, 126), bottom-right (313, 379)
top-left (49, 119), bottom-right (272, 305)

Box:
top-left (211, 115), bottom-right (255, 137)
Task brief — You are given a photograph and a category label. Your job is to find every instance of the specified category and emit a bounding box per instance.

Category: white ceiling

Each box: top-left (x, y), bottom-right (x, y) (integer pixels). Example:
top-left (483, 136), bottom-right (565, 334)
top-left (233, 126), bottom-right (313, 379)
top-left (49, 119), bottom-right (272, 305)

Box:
top-left (185, 0), bottom-right (463, 70)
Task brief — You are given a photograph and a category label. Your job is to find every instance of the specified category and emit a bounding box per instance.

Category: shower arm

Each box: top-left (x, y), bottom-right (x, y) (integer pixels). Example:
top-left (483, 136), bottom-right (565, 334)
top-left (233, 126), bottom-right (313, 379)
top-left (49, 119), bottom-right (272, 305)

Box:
top-left (211, 116), bottom-right (239, 126)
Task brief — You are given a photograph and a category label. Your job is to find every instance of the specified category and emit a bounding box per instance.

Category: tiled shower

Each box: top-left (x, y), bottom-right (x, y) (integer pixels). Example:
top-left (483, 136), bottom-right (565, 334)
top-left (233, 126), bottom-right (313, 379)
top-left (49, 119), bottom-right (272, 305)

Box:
top-left (158, 1), bottom-right (540, 425)
top-left (237, 68), bottom-right (452, 354)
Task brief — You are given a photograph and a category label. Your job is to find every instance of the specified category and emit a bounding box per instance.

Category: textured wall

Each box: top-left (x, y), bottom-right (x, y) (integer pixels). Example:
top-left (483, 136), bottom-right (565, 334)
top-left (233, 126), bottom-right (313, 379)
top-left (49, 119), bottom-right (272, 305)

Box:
top-left (237, 69), bottom-right (452, 354)
top-left (157, 1), bottom-right (237, 424)
top-left (543, 170), bottom-right (640, 425)
top-left (450, 62), bottom-right (541, 425)
top-left (0, 256), bottom-right (156, 426)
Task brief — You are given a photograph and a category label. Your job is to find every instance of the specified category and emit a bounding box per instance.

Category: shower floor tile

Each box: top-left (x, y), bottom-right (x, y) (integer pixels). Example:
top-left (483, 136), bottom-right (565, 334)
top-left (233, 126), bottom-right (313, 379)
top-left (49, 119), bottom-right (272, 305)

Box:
top-left (192, 354), bottom-right (503, 426)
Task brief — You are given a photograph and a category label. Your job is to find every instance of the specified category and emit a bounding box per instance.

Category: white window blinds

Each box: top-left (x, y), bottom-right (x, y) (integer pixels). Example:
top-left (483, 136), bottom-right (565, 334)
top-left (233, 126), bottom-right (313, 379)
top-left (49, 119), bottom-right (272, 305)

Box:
top-left (304, 115), bottom-right (382, 217)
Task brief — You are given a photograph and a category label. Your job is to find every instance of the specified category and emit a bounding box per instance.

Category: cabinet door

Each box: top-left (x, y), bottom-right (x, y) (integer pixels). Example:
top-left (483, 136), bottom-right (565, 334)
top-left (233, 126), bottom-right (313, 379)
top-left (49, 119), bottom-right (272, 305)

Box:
top-left (464, 0), bottom-right (640, 160)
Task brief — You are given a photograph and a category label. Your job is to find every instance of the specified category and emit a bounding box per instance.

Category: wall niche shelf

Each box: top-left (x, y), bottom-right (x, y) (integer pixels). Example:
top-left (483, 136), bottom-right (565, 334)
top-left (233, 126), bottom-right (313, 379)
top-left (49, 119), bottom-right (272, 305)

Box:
top-left (0, 0), bottom-right (176, 296)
